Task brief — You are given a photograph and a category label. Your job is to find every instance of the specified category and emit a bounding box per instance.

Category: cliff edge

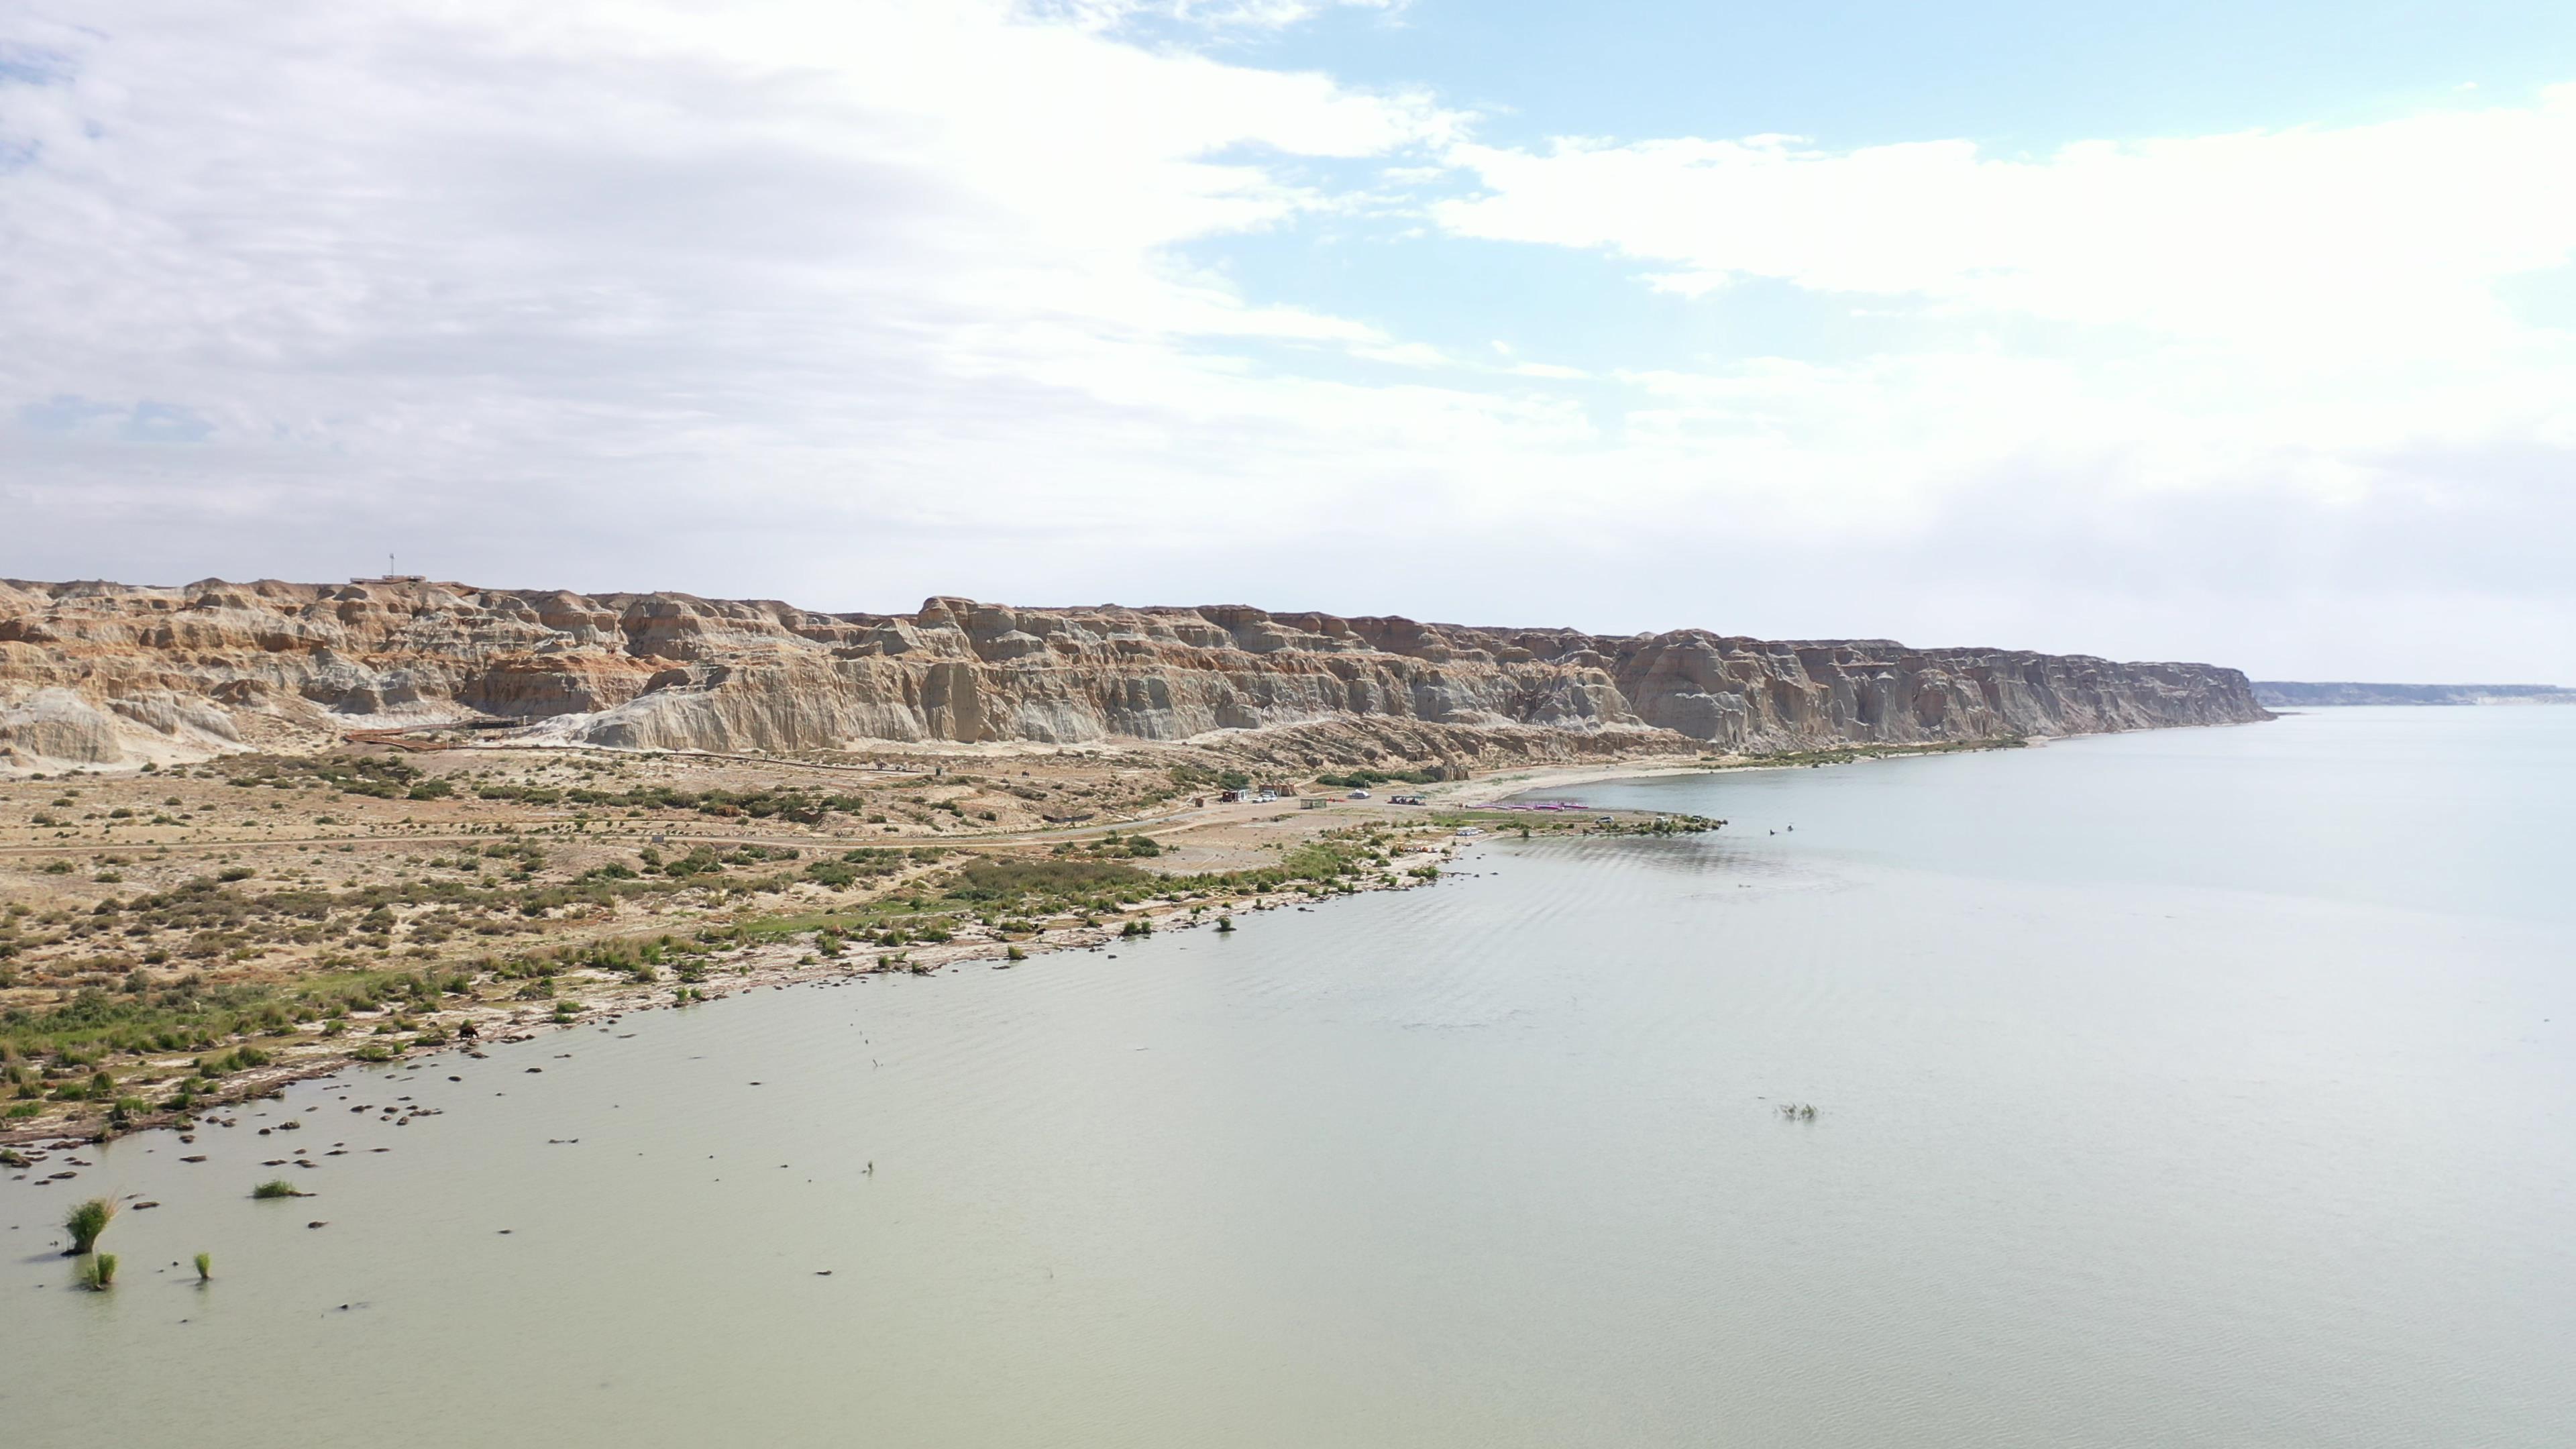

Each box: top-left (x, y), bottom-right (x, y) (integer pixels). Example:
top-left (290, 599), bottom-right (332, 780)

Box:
top-left (0, 578), bottom-right (2270, 771)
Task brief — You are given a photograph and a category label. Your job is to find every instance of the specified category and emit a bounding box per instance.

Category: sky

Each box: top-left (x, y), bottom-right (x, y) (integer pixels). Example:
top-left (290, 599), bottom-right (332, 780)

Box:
top-left (4, 1), bottom-right (2573, 681)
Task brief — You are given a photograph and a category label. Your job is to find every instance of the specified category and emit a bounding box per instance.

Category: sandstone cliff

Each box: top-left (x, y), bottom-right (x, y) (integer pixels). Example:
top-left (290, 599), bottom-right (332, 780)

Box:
top-left (0, 578), bottom-right (2269, 771)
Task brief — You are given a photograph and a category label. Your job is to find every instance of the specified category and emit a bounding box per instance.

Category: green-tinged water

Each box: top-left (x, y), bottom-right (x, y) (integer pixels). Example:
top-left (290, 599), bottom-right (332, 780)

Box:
top-left (4, 707), bottom-right (2570, 1446)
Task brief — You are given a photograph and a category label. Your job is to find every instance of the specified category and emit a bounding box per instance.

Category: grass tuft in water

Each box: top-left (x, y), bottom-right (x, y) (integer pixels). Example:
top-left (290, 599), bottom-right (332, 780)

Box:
top-left (62, 1196), bottom-right (116, 1256)
top-left (78, 1252), bottom-right (118, 1290)
top-left (195, 1251), bottom-right (213, 1282)
top-left (252, 1178), bottom-right (304, 1199)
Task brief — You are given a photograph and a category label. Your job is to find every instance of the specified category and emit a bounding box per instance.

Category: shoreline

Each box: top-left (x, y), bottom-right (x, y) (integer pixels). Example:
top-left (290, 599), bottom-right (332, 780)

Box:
top-left (1435, 755), bottom-right (1709, 806)
top-left (1, 838), bottom-right (1470, 1156)
top-left (0, 726), bottom-right (2158, 1158)
top-left (1434, 733), bottom-right (2061, 808)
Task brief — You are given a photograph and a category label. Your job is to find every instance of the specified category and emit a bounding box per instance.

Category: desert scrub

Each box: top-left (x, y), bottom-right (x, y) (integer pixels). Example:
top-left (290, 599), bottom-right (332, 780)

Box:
top-left (62, 1196), bottom-right (117, 1254)
top-left (5, 961), bottom-right (470, 1065)
top-left (946, 857), bottom-right (1150, 902)
top-left (1311, 766), bottom-right (1443, 788)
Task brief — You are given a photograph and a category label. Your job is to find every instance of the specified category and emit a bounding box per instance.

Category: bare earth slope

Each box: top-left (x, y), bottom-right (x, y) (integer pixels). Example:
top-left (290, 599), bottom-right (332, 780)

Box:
top-left (0, 579), bottom-right (2269, 771)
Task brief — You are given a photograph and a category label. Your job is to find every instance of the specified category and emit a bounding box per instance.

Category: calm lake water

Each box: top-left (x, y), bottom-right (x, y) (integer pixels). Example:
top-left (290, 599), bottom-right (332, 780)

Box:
top-left (4, 707), bottom-right (2571, 1446)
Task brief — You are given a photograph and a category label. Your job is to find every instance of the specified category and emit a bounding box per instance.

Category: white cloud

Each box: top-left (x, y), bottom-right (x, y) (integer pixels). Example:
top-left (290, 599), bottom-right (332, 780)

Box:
top-left (1437, 92), bottom-right (2576, 357)
top-left (0, 0), bottom-right (1479, 533)
top-left (0, 1), bottom-right (2569, 680)
top-left (1411, 91), bottom-right (2576, 675)
top-left (1031, 0), bottom-right (1404, 33)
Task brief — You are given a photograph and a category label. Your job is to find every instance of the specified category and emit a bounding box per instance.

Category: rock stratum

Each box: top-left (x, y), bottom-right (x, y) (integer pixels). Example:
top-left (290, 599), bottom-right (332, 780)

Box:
top-left (0, 578), bottom-right (2269, 771)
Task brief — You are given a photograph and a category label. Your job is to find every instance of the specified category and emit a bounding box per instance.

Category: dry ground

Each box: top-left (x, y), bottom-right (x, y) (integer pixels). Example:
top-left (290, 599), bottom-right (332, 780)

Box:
top-left (4, 735), bottom-right (1697, 1145)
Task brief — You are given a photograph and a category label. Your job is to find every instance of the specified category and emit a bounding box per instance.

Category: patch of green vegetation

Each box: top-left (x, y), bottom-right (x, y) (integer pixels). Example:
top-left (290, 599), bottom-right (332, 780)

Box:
top-left (1709, 737), bottom-right (2027, 769)
top-left (1, 964), bottom-right (471, 1064)
top-left (472, 780), bottom-right (874, 822)
top-left (224, 752), bottom-right (424, 798)
top-left (1168, 763), bottom-right (1252, 792)
top-left (64, 1196), bottom-right (116, 1254)
top-left (1312, 767), bottom-right (1444, 788)
top-left (948, 858), bottom-right (1152, 901)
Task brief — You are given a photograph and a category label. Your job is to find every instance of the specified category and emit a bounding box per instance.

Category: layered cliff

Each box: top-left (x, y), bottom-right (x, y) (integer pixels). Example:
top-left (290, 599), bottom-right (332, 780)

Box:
top-left (0, 578), bottom-right (2269, 771)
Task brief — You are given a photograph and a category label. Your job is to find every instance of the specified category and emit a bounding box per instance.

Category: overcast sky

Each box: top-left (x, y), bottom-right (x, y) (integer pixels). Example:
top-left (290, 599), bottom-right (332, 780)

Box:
top-left (5, 1), bottom-right (2573, 680)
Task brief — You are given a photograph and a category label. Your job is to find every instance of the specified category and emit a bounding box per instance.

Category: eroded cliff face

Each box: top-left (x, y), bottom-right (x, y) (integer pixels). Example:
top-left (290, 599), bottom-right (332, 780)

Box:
top-left (0, 578), bottom-right (2269, 770)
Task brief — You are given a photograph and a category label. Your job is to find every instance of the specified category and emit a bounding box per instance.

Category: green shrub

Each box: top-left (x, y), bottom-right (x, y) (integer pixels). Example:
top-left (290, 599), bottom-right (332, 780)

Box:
top-left (1313, 767), bottom-right (1441, 788)
top-left (948, 858), bottom-right (1148, 902)
top-left (251, 1179), bottom-right (303, 1199)
top-left (62, 1196), bottom-right (116, 1254)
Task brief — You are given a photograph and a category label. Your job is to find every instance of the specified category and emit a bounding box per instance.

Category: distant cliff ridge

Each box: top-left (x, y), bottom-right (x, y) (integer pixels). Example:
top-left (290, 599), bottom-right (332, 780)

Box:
top-left (2254, 682), bottom-right (2576, 707)
top-left (0, 578), bottom-right (2271, 771)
